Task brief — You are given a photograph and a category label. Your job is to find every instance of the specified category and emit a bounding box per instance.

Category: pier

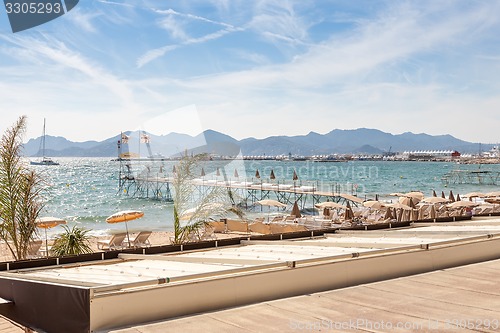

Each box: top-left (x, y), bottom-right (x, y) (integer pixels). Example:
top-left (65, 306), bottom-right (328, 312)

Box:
top-left (441, 169), bottom-right (500, 186)
top-left (117, 161), bottom-right (362, 209)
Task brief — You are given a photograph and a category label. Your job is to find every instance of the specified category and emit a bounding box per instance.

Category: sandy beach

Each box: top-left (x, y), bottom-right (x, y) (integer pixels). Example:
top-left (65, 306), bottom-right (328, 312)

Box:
top-left (0, 230), bottom-right (243, 263)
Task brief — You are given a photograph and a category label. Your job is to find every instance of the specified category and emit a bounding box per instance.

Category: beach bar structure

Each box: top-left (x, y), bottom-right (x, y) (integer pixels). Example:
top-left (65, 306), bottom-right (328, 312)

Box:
top-left (1, 223), bottom-right (500, 332)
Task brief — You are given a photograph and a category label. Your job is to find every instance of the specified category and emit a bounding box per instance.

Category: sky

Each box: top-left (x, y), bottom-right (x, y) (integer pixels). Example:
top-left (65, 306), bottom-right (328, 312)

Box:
top-left (1, 0), bottom-right (500, 144)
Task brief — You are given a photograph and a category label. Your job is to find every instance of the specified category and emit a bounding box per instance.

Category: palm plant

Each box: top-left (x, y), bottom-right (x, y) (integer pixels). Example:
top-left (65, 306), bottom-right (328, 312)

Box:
top-left (50, 225), bottom-right (93, 256)
top-left (0, 116), bottom-right (45, 260)
top-left (171, 155), bottom-right (244, 244)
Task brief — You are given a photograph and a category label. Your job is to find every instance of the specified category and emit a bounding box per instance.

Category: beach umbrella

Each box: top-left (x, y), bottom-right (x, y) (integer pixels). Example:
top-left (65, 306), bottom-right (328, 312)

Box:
top-left (106, 210), bottom-right (144, 248)
top-left (291, 201), bottom-right (302, 218)
top-left (397, 208), bottom-right (404, 222)
top-left (448, 190), bottom-right (455, 202)
top-left (339, 193), bottom-right (364, 204)
top-left (363, 200), bottom-right (385, 210)
top-left (399, 196), bottom-right (417, 207)
top-left (464, 192), bottom-right (485, 199)
top-left (315, 201), bottom-right (346, 209)
top-left (389, 192), bottom-right (405, 197)
top-left (257, 199), bottom-right (286, 222)
top-left (257, 199), bottom-right (287, 208)
top-left (270, 169), bottom-right (276, 180)
top-left (292, 169), bottom-right (298, 181)
top-left (485, 191), bottom-right (500, 197)
top-left (36, 217), bottom-right (67, 257)
top-left (404, 191), bottom-right (424, 200)
top-left (417, 205), bottom-right (427, 220)
top-left (234, 169), bottom-right (239, 178)
top-left (432, 190), bottom-right (437, 197)
top-left (386, 202), bottom-right (412, 210)
top-left (447, 201), bottom-right (479, 209)
top-left (255, 169), bottom-right (260, 179)
top-left (421, 197), bottom-right (449, 204)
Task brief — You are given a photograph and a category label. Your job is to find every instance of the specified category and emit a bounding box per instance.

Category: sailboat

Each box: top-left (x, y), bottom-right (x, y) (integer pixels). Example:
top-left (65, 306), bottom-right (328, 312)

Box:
top-left (30, 119), bottom-right (59, 166)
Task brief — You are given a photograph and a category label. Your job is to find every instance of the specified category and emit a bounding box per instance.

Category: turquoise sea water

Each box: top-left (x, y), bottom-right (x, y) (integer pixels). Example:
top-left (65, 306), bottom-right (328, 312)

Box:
top-left (31, 158), bottom-right (500, 237)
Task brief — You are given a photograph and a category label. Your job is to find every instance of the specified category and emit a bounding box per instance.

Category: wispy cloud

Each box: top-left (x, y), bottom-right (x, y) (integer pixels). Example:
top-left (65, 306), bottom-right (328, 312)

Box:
top-left (137, 26), bottom-right (242, 68)
top-left (154, 8), bottom-right (236, 29)
top-left (69, 8), bottom-right (102, 33)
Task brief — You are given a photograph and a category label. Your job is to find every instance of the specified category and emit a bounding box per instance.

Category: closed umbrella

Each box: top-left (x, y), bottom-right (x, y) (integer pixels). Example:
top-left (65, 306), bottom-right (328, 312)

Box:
top-left (441, 191), bottom-right (446, 199)
top-left (36, 217), bottom-right (67, 257)
top-left (456, 194), bottom-right (461, 201)
top-left (343, 201), bottom-right (354, 220)
top-left (449, 190), bottom-right (455, 202)
top-left (384, 207), bottom-right (394, 220)
top-left (200, 167), bottom-right (205, 177)
top-left (106, 210), bottom-right (144, 248)
top-left (432, 190), bottom-right (437, 197)
top-left (255, 169), bottom-right (260, 179)
top-left (270, 169), bottom-right (276, 180)
top-left (292, 169), bottom-right (298, 181)
top-left (291, 201), bottom-right (301, 218)
top-left (216, 167), bottom-right (221, 177)
top-left (234, 169), bottom-right (239, 178)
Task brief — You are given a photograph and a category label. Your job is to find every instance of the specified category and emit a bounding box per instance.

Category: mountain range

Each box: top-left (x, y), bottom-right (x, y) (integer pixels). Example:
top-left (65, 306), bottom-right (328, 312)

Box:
top-left (23, 128), bottom-right (491, 158)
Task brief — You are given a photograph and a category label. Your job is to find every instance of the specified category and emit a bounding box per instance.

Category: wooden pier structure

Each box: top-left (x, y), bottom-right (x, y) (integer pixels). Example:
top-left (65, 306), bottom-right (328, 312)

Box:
top-left (118, 162), bottom-right (362, 210)
top-left (441, 169), bottom-right (500, 186)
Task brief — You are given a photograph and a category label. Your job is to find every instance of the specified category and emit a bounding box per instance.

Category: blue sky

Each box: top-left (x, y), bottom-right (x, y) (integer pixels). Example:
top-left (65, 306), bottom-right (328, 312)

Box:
top-left (1, 0), bottom-right (500, 143)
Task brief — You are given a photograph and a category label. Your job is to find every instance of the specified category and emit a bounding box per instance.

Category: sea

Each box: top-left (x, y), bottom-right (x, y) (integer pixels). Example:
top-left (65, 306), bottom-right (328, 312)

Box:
top-left (30, 157), bottom-right (500, 237)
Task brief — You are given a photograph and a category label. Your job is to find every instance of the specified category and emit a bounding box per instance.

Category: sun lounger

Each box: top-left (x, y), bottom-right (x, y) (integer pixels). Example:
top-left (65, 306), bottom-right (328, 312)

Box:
top-left (271, 215), bottom-right (284, 223)
top-left (208, 221), bottom-right (226, 233)
top-left (97, 233), bottom-right (127, 251)
top-left (27, 239), bottom-right (43, 259)
top-left (126, 231), bottom-right (152, 248)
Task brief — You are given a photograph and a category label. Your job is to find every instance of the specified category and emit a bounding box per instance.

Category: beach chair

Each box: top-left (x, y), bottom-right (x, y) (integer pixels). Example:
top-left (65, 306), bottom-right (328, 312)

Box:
top-left (27, 239), bottom-right (43, 259)
top-left (127, 231), bottom-right (152, 248)
top-left (271, 215), bottom-right (284, 223)
top-left (97, 233), bottom-right (127, 251)
top-left (208, 220), bottom-right (227, 233)
top-left (199, 225), bottom-right (216, 241)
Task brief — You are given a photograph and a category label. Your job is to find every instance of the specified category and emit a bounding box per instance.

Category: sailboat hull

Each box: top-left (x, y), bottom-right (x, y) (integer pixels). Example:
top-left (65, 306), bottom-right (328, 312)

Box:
top-left (30, 158), bottom-right (59, 166)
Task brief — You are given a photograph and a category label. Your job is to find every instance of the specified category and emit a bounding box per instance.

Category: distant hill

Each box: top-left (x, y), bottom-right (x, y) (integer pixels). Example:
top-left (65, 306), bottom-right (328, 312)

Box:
top-left (22, 128), bottom-right (490, 157)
